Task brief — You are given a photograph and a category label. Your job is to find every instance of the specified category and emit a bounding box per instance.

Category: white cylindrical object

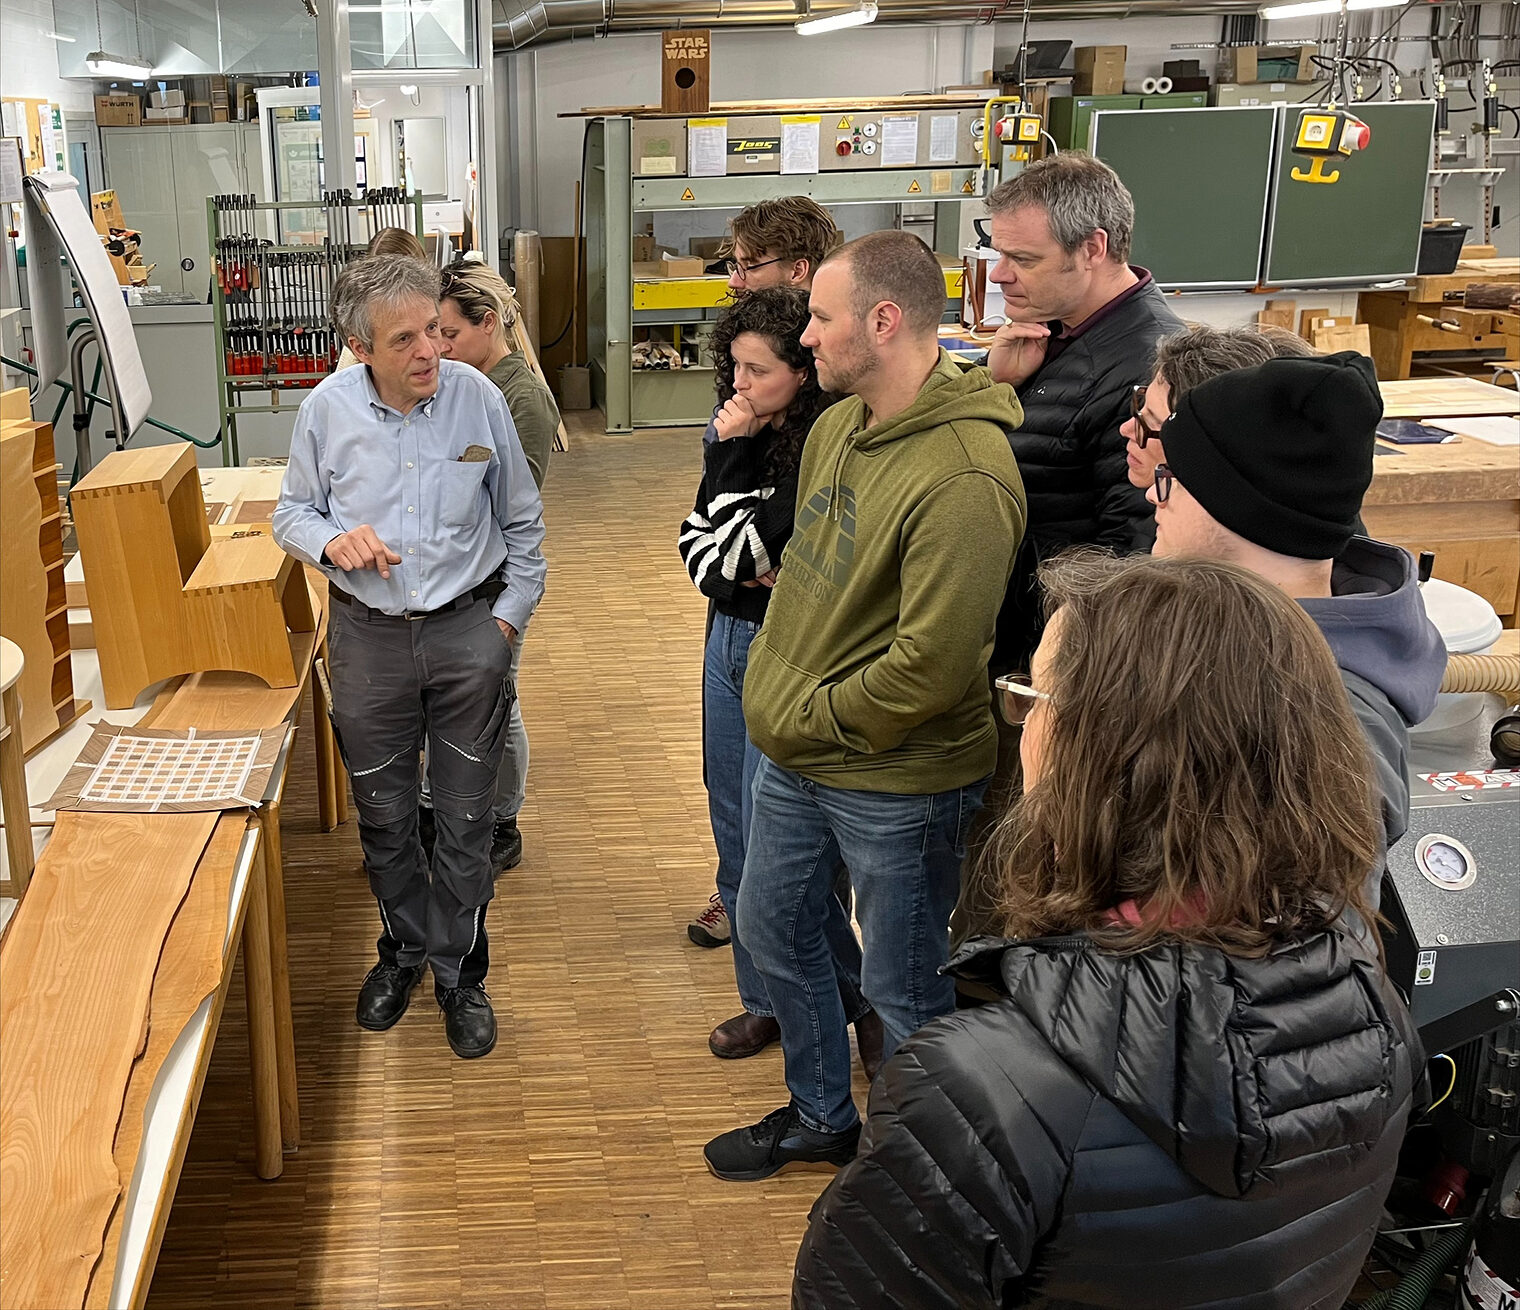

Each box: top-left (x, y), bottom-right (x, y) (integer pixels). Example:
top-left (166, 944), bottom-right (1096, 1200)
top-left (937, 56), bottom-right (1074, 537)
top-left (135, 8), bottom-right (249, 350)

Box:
top-left (1125, 79), bottom-right (1157, 95)
top-left (1413, 578), bottom-right (1504, 737)
top-left (1155, 76), bottom-right (1174, 94)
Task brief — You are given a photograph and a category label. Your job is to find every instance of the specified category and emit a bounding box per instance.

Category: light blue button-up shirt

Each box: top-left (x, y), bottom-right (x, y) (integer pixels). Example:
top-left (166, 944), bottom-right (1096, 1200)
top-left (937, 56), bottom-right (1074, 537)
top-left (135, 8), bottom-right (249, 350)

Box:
top-left (272, 359), bottom-right (547, 635)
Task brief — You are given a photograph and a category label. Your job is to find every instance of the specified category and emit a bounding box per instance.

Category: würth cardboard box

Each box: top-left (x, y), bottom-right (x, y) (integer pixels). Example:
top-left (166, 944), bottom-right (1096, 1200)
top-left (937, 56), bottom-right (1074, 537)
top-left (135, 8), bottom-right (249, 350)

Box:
top-left (1073, 46), bottom-right (1126, 95)
top-left (95, 95), bottom-right (142, 127)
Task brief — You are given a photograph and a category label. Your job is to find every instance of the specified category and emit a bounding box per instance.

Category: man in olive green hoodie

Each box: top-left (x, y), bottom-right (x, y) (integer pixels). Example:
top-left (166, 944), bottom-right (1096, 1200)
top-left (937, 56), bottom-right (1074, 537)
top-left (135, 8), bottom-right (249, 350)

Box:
top-left (703, 231), bottom-right (1028, 1182)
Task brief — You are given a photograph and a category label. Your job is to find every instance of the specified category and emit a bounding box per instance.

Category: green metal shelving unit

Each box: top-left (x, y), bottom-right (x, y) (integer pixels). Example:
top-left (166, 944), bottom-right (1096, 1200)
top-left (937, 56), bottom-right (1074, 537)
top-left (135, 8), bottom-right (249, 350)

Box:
top-left (583, 116), bottom-right (991, 433)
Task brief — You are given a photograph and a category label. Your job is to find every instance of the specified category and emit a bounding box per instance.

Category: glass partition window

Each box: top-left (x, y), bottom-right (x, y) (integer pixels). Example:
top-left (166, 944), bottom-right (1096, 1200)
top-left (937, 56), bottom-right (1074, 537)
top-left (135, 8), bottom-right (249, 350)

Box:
top-left (350, 0), bottom-right (477, 70)
top-left (48, 0), bottom-right (477, 76)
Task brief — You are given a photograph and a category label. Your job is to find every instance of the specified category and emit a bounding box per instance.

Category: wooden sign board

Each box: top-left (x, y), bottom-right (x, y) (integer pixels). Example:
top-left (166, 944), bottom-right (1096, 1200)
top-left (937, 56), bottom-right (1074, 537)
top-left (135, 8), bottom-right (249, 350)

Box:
top-left (662, 29), bottom-right (711, 115)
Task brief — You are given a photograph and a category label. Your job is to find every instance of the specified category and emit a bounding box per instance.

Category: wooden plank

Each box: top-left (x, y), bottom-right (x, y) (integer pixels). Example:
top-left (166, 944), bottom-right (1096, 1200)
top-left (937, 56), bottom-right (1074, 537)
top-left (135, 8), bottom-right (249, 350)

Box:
top-left (82, 814), bottom-right (250, 1310)
top-left (565, 92), bottom-right (994, 118)
top-left (1379, 376), bottom-right (1520, 418)
top-left (0, 424), bottom-right (62, 752)
top-left (0, 811), bottom-right (219, 1310)
top-left (1407, 257), bottom-right (1520, 303)
top-left (1, 388), bottom-right (30, 422)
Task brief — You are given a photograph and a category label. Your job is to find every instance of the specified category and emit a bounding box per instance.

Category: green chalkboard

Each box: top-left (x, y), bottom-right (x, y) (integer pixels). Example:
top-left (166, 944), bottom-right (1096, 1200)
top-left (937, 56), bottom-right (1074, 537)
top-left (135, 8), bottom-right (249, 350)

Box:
top-left (1264, 101), bottom-right (1435, 284)
top-left (1091, 107), bottom-right (1277, 288)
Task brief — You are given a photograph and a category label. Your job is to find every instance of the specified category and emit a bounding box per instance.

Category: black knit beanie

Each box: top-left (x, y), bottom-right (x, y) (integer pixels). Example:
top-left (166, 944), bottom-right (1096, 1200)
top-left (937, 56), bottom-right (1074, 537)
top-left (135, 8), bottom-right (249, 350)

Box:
top-left (1159, 351), bottom-right (1382, 560)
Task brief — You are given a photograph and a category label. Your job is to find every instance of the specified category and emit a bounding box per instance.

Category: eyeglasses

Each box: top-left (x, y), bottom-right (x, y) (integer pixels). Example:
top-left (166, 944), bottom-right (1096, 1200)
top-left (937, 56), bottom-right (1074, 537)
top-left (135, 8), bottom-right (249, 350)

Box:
top-left (725, 256), bottom-right (785, 281)
top-left (994, 673), bottom-right (1051, 727)
top-left (1153, 462), bottom-right (1175, 506)
top-left (1129, 384), bottom-right (1166, 449)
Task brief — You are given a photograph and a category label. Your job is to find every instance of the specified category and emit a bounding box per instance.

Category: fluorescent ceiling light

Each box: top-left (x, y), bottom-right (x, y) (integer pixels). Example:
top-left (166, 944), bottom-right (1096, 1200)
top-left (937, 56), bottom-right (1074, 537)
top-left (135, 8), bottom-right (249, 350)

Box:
top-left (86, 50), bottom-right (154, 76)
top-left (795, 2), bottom-right (878, 35)
top-left (1261, 0), bottom-right (1401, 18)
top-left (48, 30), bottom-right (77, 42)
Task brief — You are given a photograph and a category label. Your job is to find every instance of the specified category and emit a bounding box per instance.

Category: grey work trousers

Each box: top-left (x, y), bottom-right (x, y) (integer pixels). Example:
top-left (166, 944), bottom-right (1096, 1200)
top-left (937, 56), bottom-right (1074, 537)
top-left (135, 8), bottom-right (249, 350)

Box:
top-left (327, 593), bottom-right (516, 991)
top-left (419, 631), bottom-right (526, 822)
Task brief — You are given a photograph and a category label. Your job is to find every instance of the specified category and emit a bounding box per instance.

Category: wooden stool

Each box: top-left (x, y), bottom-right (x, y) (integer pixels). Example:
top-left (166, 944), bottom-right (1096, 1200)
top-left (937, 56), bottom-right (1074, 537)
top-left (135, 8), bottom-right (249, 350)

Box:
top-left (0, 637), bottom-right (34, 897)
top-left (71, 445), bottom-right (316, 710)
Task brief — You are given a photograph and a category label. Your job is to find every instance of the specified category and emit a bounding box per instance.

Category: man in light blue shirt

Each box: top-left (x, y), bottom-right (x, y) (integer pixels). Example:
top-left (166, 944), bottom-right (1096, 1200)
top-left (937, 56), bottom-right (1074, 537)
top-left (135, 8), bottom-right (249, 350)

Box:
top-left (273, 254), bottom-right (546, 1060)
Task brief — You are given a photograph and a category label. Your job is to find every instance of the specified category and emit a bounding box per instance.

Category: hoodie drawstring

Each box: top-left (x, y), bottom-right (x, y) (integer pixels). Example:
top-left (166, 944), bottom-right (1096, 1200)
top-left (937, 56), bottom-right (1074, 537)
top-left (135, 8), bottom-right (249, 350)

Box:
top-left (828, 433), bottom-right (851, 522)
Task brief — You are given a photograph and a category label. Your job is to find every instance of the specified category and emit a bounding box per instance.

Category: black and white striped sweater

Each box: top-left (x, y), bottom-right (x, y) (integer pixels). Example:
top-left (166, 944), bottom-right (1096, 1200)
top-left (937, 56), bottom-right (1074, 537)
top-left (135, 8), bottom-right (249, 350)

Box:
top-left (678, 430), bottom-right (801, 625)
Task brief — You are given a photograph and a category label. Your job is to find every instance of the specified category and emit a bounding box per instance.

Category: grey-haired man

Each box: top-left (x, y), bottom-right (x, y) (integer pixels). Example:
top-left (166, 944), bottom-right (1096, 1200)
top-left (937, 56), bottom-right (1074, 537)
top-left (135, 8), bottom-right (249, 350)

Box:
top-left (273, 254), bottom-right (547, 1059)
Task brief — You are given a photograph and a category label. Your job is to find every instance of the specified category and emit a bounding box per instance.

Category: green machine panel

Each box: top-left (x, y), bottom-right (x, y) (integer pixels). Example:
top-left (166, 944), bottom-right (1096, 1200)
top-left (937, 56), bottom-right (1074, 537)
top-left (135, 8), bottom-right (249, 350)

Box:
top-left (1090, 106), bottom-right (1277, 288)
top-left (1046, 95), bottom-right (1141, 151)
top-left (1264, 100), bottom-right (1435, 285)
top-left (1141, 92), bottom-right (1209, 110)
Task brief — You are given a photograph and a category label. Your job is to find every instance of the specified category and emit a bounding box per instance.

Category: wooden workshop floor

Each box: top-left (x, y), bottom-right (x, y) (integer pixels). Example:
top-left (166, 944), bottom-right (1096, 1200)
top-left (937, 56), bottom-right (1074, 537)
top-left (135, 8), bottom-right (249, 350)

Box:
top-left (145, 414), bottom-right (855, 1310)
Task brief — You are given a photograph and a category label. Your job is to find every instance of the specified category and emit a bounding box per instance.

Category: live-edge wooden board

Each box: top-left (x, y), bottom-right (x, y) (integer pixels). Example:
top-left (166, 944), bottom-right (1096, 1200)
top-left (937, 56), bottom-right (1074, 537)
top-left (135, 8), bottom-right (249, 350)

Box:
top-left (0, 811), bottom-right (219, 1310)
top-left (83, 813), bottom-right (251, 1310)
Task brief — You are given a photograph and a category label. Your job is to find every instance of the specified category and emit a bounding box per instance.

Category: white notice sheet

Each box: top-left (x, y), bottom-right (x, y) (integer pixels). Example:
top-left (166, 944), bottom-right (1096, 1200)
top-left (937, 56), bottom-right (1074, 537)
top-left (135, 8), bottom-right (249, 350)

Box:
top-left (881, 115), bottom-right (919, 168)
top-left (929, 115), bottom-right (959, 163)
top-left (688, 119), bottom-right (728, 177)
top-left (781, 116), bottom-right (820, 175)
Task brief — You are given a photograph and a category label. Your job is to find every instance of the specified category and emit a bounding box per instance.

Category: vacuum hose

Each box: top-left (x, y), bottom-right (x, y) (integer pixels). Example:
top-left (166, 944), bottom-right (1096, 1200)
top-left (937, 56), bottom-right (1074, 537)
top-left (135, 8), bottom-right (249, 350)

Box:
top-left (1354, 1218), bottom-right (1475, 1309)
top-left (1439, 653), bottom-right (1520, 696)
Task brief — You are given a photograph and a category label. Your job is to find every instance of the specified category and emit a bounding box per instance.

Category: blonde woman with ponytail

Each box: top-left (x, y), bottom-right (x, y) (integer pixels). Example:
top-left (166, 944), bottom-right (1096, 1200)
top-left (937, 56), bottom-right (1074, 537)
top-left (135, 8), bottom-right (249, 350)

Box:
top-left (438, 257), bottom-right (558, 491)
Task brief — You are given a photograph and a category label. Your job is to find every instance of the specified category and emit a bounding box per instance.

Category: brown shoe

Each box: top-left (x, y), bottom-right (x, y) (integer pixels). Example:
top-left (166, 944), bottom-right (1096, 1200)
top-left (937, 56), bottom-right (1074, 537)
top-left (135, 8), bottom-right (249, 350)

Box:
top-left (709, 1011), bottom-right (781, 1060)
top-left (854, 1010), bottom-right (884, 1081)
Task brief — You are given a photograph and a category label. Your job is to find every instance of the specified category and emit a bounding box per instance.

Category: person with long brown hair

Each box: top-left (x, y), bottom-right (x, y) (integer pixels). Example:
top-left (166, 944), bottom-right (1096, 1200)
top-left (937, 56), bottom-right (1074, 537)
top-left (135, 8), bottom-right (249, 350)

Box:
top-left (793, 552), bottom-right (1420, 1309)
top-left (677, 286), bottom-right (881, 1073)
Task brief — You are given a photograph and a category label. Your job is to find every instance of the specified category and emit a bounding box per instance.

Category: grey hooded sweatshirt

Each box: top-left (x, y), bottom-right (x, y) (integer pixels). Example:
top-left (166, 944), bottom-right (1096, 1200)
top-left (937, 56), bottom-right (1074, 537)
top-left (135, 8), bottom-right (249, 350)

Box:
top-left (1298, 535), bottom-right (1447, 863)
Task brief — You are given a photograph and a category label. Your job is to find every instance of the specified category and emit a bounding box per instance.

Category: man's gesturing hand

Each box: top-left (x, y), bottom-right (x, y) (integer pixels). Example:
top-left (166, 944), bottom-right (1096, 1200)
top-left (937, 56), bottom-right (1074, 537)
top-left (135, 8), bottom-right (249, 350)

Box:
top-left (325, 526), bottom-right (402, 580)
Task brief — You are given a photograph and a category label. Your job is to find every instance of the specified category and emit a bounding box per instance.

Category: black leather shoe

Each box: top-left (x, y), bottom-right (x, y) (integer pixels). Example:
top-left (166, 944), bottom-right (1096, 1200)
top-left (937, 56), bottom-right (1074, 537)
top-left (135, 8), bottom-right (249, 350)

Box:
top-left (439, 985), bottom-right (497, 1059)
top-left (356, 961), bottom-right (425, 1031)
top-left (709, 1012), bottom-right (781, 1059)
top-left (490, 819), bottom-right (523, 876)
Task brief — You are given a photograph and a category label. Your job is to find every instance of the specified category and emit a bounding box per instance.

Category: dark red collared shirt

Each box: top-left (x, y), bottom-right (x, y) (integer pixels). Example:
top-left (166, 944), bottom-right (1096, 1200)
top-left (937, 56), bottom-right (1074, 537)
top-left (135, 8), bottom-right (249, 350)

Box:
top-left (1042, 266), bottom-right (1155, 364)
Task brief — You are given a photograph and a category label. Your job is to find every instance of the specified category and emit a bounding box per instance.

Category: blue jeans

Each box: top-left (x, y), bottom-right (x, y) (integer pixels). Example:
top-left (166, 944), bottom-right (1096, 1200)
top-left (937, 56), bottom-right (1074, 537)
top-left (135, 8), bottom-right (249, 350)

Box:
top-left (737, 757), bottom-right (987, 1132)
top-left (704, 612), bottom-right (866, 1022)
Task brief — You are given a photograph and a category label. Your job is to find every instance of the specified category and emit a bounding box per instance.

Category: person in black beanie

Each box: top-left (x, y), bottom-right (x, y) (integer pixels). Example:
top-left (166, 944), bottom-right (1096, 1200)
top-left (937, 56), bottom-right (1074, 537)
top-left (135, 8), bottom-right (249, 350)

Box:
top-left (1149, 350), bottom-right (1446, 898)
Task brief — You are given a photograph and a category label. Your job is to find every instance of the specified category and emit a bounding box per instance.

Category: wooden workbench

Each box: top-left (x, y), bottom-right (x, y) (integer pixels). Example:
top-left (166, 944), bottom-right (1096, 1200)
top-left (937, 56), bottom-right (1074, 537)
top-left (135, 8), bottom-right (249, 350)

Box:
top-left (1364, 430), bottom-right (1520, 623)
top-left (1358, 257), bottom-right (1520, 380)
top-left (0, 562), bottom-right (336, 1310)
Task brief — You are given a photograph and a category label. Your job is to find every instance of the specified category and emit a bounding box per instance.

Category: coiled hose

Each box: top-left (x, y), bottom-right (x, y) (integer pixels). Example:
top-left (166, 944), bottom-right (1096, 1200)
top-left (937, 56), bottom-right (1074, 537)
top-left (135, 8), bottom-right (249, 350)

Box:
top-left (1354, 1217), bottom-right (1475, 1309)
top-left (1440, 653), bottom-right (1520, 696)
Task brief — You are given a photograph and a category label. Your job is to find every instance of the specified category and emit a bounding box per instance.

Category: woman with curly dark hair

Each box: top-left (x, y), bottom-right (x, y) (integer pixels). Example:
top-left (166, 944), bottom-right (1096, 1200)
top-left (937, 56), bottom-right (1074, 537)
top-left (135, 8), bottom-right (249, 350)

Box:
top-left (678, 286), bottom-right (879, 1070)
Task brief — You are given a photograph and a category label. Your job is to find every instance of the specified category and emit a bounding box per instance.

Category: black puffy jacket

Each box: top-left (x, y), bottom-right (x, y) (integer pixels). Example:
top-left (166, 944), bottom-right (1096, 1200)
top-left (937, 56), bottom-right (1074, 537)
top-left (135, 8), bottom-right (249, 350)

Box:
top-left (994, 279), bottom-right (1184, 668)
top-left (794, 924), bottom-right (1420, 1310)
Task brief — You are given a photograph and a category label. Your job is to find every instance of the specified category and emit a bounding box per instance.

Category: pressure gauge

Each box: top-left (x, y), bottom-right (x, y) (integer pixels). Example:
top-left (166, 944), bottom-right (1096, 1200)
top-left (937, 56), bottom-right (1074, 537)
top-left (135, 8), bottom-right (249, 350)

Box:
top-left (1416, 834), bottom-right (1477, 890)
top-left (861, 122), bottom-right (878, 138)
top-left (861, 140), bottom-right (877, 155)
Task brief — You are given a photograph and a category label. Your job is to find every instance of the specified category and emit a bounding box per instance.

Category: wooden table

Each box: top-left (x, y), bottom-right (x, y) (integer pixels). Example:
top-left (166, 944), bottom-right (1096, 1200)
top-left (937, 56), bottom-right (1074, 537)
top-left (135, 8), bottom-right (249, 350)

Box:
top-left (1365, 429), bottom-right (1520, 622)
top-left (1359, 258), bottom-right (1520, 380)
top-left (0, 565), bottom-right (336, 1309)
top-left (1379, 376), bottom-right (1520, 419)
